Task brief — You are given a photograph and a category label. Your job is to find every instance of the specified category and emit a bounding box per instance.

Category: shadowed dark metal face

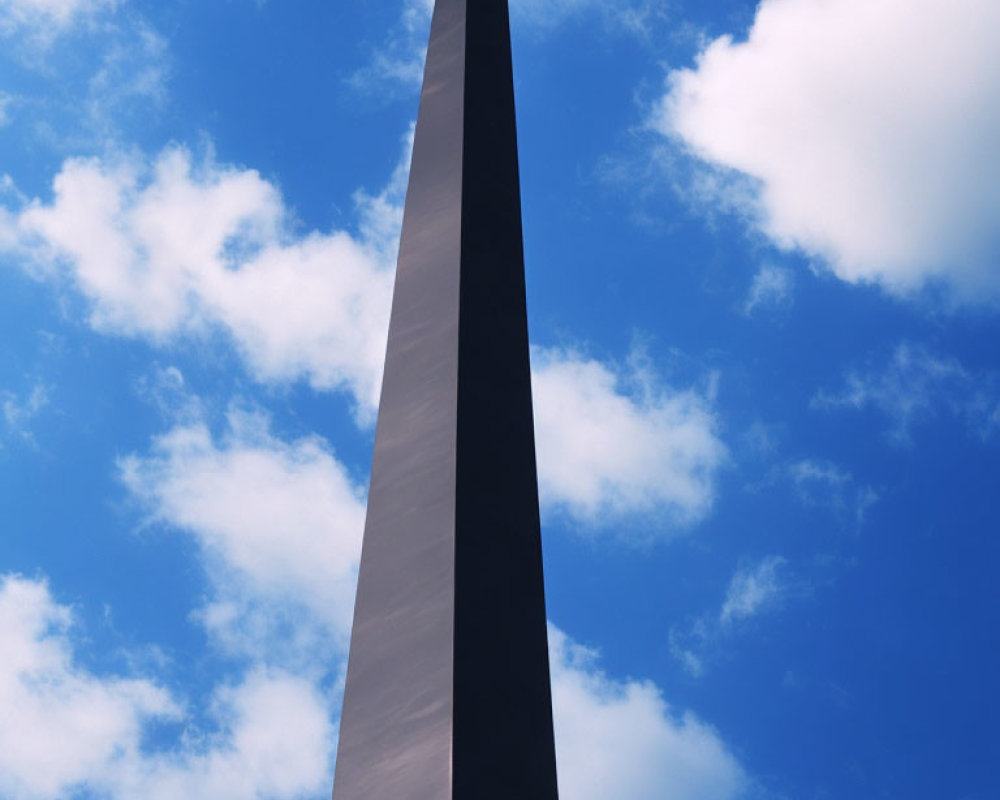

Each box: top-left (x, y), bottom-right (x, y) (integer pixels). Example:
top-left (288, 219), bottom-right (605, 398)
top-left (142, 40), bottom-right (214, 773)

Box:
top-left (331, 1), bottom-right (559, 798)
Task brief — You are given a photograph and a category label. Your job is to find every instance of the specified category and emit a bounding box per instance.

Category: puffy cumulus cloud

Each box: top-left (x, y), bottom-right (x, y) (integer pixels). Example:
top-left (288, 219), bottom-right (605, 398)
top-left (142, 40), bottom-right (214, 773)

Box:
top-left (0, 574), bottom-right (178, 800)
top-left (531, 347), bottom-right (727, 530)
top-left (813, 342), bottom-right (1000, 445)
top-left (3, 573), bottom-right (748, 800)
top-left (0, 573), bottom-right (336, 799)
top-left (0, 400), bottom-right (349, 798)
top-left (654, 0), bottom-right (1000, 305)
top-left (119, 408), bottom-right (366, 662)
top-left (550, 625), bottom-right (748, 800)
top-left (9, 145), bottom-right (395, 415)
top-left (107, 669), bottom-right (335, 800)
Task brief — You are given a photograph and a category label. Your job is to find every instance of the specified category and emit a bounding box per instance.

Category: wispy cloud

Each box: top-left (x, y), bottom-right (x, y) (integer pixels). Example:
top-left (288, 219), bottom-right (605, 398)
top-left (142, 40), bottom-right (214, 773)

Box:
top-left (1, 0), bottom-right (170, 156)
top-left (1, 382), bottom-right (49, 446)
top-left (671, 556), bottom-right (789, 678)
top-left (785, 459), bottom-right (879, 526)
top-left (84, 22), bottom-right (169, 138)
top-left (346, 0), bottom-right (431, 95)
top-left (0, 0), bottom-right (118, 45)
top-left (742, 263), bottom-right (793, 316)
top-left (814, 343), bottom-right (1000, 445)
top-left (720, 556), bottom-right (786, 626)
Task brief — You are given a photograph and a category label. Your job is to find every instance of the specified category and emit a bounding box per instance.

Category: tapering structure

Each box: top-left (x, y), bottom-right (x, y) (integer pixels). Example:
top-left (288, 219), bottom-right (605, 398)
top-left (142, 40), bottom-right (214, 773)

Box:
top-left (331, 1), bottom-right (559, 798)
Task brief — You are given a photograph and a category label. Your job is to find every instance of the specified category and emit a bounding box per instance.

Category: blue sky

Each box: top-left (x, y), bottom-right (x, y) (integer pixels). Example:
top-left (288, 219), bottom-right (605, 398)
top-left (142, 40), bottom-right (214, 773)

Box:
top-left (1, 0), bottom-right (999, 798)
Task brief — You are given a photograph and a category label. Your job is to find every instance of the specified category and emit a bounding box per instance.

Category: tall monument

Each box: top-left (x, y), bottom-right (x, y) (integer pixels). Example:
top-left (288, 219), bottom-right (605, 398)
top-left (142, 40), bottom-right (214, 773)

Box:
top-left (331, 1), bottom-right (560, 798)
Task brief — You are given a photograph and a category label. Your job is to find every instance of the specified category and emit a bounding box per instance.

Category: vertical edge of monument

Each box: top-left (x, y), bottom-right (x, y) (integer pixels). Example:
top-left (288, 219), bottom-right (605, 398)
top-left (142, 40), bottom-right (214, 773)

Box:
top-left (452, 0), bottom-right (560, 797)
top-left (331, 1), bottom-right (465, 797)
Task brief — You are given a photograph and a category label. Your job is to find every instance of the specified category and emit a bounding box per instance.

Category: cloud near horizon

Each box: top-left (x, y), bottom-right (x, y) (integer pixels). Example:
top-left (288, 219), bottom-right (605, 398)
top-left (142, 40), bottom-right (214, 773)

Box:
top-left (654, 0), bottom-right (1000, 305)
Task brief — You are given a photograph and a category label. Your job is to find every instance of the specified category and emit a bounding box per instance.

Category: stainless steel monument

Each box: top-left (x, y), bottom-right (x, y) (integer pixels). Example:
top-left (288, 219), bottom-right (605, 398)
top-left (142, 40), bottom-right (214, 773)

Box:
top-left (331, 0), bottom-right (559, 798)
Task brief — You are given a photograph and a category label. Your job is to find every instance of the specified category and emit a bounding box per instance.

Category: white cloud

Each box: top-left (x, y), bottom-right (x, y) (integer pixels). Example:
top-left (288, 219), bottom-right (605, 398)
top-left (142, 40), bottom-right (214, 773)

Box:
top-left (9, 144), bottom-right (396, 416)
top-left (0, 394), bottom-right (352, 798)
top-left (0, 573), bottom-right (337, 799)
top-left (654, 0), bottom-right (1000, 305)
top-left (550, 625), bottom-right (748, 800)
top-left (1, 382), bottom-right (48, 444)
top-left (353, 122), bottom-right (414, 256)
top-left (2, 573), bottom-right (752, 800)
top-left (0, 574), bottom-right (178, 800)
top-left (814, 342), bottom-right (1000, 444)
top-left (720, 556), bottom-right (786, 625)
top-left (743, 264), bottom-right (792, 316)
top-left (119, 407), bottom-right (367, 661)
top-left (532, 347), bottom-right (727, 530)
top-left (6, 138), bottom-right (730, 533)
top-left (111, 372), bottom-right (746, 790)
top-left (786, 458), bottom-right (879, 524)
top-left (671, 556), bottom-right (788, 677)
top-left (84, 22), bottom-right (168, 136)
top-left (0, 0), bottom-right (167, 150)
top-left (106, 669), bottom-right (335, 800)
top-left (348, 0), bottom-right (431, 93)
top-left (787, 458), bottom-right (851, 497)
top-left (0, 0), bottom-right (114, 38)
